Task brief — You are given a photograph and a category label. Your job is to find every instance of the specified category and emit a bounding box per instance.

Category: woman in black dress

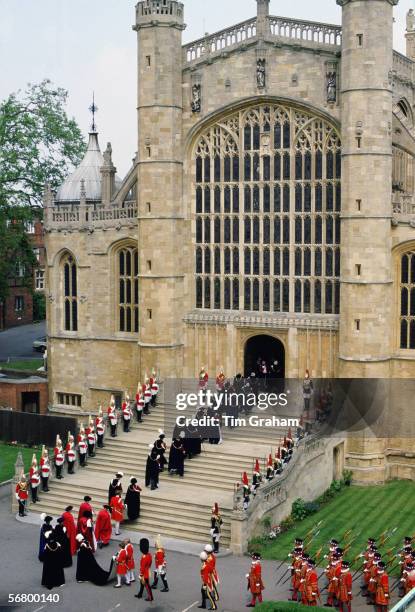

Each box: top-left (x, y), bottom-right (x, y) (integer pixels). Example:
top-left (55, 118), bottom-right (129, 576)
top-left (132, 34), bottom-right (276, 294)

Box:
top-left (124, 477), bottom-right (142, 520)
top-left (54, 517), bottom-right (72, 568)
top-left (145, 447), bottom-right (160, 490)
top-left (41, 535), bottom-right (65, 590)
top-left (75, 534), bottom-right (114, 585)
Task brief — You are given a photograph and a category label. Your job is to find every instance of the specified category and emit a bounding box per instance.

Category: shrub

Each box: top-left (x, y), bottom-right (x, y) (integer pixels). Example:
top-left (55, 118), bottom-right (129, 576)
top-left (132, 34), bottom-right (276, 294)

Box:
top-left (342, 469), bottom-right (353, 486)
top-left (304, 501), bottom-right (320, 515)
top-left (280, 516), bottom-right (295, 532)
top-left (292, 498), bottom-right (308, 521)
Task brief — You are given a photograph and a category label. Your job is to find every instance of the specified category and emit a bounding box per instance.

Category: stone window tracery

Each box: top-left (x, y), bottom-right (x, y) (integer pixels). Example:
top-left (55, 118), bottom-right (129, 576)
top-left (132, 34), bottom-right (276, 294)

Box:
top-left (194, 104), bottom-right (341, 313)
top-left (400, 252), bottom-right (415, 349)
top-left (62, 253), bottom-right (78, 331)
top-left (118, 246), bottom-right (139, 333)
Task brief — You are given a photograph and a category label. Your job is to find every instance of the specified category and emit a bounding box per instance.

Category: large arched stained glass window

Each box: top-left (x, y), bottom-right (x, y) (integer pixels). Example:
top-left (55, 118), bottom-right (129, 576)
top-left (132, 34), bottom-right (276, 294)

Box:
top-left (62, 253), bottom-right (78, 331)
top-left (194, 104), bottom-right (341, 313)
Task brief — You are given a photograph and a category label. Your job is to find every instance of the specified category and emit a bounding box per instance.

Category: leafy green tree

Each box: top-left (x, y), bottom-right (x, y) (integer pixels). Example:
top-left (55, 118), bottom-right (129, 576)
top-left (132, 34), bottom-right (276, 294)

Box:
top-left (0, 80), bottom-right (86, 304)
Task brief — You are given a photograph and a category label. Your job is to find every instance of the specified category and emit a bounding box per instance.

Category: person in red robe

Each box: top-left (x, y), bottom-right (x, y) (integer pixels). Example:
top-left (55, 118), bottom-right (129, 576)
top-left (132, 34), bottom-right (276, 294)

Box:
top-left (247, 552), bottom-right (265, 608)
top-left (77, 510), bottom-right (95, 552)
top-left (61, 505), bottom-right (77, 556)
top-left (77, 496), bottom-right (93, 530)
top-left (375, 562), bottom-right (389, 612)
top-left (95, 504), bottom-right (112, 548)
top-left (134, 538), bottom-right (153, 601)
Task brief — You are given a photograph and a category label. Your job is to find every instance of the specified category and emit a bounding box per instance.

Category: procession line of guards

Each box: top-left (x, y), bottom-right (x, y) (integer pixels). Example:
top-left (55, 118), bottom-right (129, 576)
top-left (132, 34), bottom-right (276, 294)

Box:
top-left (14, 371), bottom-right (159, 515)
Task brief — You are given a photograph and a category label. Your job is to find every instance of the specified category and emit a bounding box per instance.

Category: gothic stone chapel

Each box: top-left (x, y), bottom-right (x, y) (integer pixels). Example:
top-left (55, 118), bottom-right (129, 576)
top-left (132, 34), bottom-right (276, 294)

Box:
top-left (45, 0), bottom-right (415, 470)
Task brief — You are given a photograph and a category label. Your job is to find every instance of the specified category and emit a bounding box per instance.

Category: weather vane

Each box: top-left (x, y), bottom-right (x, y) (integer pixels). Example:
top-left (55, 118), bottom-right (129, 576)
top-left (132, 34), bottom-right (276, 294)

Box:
top-left (89, 93), bottom-right (98, 133)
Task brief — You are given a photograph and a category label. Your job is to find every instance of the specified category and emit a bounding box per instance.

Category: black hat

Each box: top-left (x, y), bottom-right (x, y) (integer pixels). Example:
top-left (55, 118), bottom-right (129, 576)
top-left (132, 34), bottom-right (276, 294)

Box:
top-left (65, 505), bottom-right (73, 512)
top-left (336, 548), bottom-right (344, 556)
top-left (140, 538), bottom-right (149, 554)
top-left (130, 477), bottom-right (137, 485)
top-left (378, 561), bottom-right (386, 571)
top-left (83, 510), bottom-right (92, 519)
top-left (342, 561), bottom-right (350, 569)
top-left (57, 517), bottom-right (64, 524)
top-left (404, 537), bottom-right (412, 543)
top-left (330, 539), bottom-right (339, 546)
top-left (367, 537), bottom-right (376, 544)
top-left (308, 559), bottom-right (316, 568)
top-left (251, 552), bottom-right (261, 561)
top-left (84, 495), bottom-right (91, 502)
top-left (374, 552), bottom-right (382, 561)
top-left (295, 538), bottom-right (304, 544)
top-left (44, 515), bottom-right (53, 523)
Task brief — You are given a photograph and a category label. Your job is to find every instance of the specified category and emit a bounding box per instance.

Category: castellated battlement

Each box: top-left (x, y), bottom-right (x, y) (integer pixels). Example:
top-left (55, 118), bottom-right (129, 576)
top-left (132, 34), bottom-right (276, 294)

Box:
top-left (135, 0), bottom-right (184, 25)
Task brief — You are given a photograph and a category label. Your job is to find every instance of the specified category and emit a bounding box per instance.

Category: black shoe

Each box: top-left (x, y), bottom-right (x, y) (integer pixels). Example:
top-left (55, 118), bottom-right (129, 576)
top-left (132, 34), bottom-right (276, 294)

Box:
top-left (144, 598), bottom-right (153, 602)
top-left (198, 606), bottom-right (206, 610)
top-left (161, 587), bottom-right (169, 592)
top-left (151, 584), bottom-right (157, 589)
top-left (134, 594), bottom-right (142, 599)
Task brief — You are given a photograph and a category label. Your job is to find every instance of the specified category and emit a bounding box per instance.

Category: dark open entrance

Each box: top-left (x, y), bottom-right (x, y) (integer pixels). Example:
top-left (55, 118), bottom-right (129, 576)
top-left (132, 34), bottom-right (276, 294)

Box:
top-left (21, 392), bottom-right (40, 414)
top-left (244, 334), bottom-right (285, 379)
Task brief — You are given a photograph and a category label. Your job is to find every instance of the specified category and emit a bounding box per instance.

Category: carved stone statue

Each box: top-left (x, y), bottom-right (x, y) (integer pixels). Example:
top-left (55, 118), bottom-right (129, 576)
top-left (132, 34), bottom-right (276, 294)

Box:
top-left (257, 58), bottom-right (266, 89)
top-left (191, 84), bottom-right (201, 113)
top-left (407, 9), bottom-right (415, 33)
top-left (327, 71), bottom-right (337, 103)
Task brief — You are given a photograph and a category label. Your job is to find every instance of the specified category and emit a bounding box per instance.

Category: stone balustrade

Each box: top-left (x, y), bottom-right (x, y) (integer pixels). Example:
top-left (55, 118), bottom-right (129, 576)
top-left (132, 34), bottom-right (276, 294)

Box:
top-left (268, 15), bottom-right (342, 47)
top-left (183, 15), bottom-right (414, 87)
top-left (184, 17), bottom-right (257, 63)
top-left (44, 201), bottom-right (138, 232)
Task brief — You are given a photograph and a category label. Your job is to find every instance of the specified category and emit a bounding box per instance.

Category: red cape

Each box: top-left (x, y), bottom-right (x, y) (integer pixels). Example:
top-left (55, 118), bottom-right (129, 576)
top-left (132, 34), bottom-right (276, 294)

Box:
top-left (61, 511), bottom-right (77, 556)
top-left (95, 509), bottom-right (112, 545)
top-left (77, 501), bottom-right (92, 526)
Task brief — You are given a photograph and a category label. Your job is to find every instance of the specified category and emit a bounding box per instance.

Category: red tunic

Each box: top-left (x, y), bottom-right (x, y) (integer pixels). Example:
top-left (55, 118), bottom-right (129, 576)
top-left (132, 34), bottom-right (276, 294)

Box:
top-left (305, 569), bottom-right (320, 605)
top-left (249, 562), bottom-right (264, 595)
top-left (201, 562), bottom-right (213, 589)
top-left (116, 548), bottom-right (128, 576)
top-left (206, 552), bottom-right (218, 583)
top-left (61, 510), bottom-right (77, 555)
top-left (140, 553), bottom-right (152, 580)
top-left (125, 542), bottom-right (135, 570)
top-left (338, 571), bottom-right (353, 603)
top-left (110, 496), bottom-right (124, 522)
top-left (54, 446), bottom-right (64, 466)
top-left (40, 456), bottom-right (50, 477)
top-left (375, 573), bottom-right (389, 607)
top-left (15, 483), bottom-right (28, 500)
top-left (155, 549), bottom-right (165, 568)
top-left (29, 466), bottom-right (40, 486)
top-left (65, 442), bottom-right (76, 462)
top-left (94, 508), bottom-right (112, 545)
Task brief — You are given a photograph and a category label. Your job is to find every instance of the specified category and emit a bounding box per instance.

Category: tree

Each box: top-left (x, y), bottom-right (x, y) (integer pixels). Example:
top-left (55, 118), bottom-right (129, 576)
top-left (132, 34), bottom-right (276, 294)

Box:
top-left (0, 80), bottom-right (86, 304)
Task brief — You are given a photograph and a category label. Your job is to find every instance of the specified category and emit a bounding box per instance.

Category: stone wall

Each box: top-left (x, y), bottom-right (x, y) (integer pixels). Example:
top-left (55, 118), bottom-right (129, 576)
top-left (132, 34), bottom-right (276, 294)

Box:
top-left (231, 435), bottom-right (343, 554)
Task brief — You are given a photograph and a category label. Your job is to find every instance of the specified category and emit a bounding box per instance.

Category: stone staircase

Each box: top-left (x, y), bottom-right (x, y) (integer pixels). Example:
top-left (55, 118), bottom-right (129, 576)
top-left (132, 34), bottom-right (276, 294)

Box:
top-left (30, 390), bottom-right (297, 548)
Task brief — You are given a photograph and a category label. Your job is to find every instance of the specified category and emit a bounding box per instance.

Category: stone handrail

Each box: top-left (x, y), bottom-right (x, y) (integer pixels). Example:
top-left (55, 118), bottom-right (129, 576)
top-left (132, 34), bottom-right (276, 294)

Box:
top-left (268, 15), bottom-right (341, 47)
top-left (393, 50), bottom-right (414, 83)
top-left (44, 202), bottom-right (138, 231)
top-left (183, 17), bottom-right (257, 63)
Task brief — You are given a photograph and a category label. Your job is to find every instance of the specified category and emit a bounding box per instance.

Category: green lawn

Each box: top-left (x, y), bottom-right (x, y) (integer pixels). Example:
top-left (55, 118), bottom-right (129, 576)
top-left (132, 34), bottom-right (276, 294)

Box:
top-left (255, 480), bottom-right (415, 572)
top-left (256, 603), bottom-right (326, 612)
top-left (0, 443), bottom-right (42, 482)
top-left (0, 359), bottom-right (43, 371)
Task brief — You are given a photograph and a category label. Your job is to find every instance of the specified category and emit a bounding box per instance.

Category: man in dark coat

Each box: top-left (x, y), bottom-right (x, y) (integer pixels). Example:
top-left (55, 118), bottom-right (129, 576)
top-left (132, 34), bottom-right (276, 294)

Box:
top-left (41, 534), bottom-right (65, 590)
top-left (145, 447), bottom-right (160, 490)
top-left (153, 432), bottom-right (167, 471)
top-left (168, 438), bottom-right (186, 476)
top-left (108, 472), bottom-right (124, 504)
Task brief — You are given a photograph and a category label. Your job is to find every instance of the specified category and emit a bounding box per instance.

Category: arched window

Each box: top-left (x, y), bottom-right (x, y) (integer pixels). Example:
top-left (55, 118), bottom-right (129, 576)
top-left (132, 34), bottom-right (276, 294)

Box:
top-left (62, 253), bottom-right (78, 331)
top-left (118, 246), bottom-right (139, 333)
top-left (400, 252), bottom-right (415, 349)
top-left (194, 103), bottom-right (341, 313)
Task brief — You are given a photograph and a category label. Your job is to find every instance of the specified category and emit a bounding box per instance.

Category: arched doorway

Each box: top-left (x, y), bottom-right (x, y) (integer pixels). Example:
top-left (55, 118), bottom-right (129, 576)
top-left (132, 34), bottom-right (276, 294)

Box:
top-left (244, 334), bottom-right (285, 379)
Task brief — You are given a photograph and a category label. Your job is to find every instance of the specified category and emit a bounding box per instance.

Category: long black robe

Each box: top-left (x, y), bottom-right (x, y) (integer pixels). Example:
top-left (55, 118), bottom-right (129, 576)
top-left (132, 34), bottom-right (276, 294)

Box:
top-left (76, 542), bottom-right (113, 585)
top-left (168, 440), bottom-right (185, 476)
top-left (54, 524), bottom-right (72, 568)
top-left (41, 541), bottom-right (65, 590)
top-left (153, 439), bottom-right (167, 468)
top-left (145, 453), bottom-right (160, 487)
top-left (183, 425), bottom-right (202, 458)
top-left (124, 484), bottom-right (141, 520)
top-left (38, 523), bottom-right (53, 562)
top-left (108, 478), bottom-right (122, 504)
